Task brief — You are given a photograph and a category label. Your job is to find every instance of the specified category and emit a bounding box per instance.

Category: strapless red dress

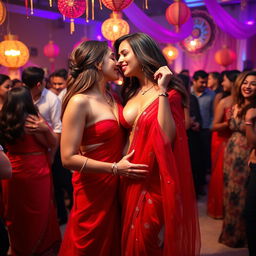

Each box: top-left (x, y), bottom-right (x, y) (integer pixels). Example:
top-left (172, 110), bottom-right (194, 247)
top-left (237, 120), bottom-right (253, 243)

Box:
top-left (1, 133), bottom-right (61, 256)
top-left (207, 108), bottom-right (232, 219)
top-left (119, 90), bottom-right (200, 256)
top-left (59, 112), bottom-right (125, 255)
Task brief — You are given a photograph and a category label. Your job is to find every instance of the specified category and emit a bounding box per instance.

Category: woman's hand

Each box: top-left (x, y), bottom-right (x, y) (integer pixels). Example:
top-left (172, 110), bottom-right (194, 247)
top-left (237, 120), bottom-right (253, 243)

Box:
top-left (154, 66), bottom-right (173, 92)
top-left (117, 150), bottom-right (149, 179)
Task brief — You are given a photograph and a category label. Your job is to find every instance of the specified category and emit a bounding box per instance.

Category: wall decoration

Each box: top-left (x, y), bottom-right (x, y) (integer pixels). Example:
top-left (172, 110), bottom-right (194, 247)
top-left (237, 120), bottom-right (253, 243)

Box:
top-left (180, 10), bottom-right (216, 54)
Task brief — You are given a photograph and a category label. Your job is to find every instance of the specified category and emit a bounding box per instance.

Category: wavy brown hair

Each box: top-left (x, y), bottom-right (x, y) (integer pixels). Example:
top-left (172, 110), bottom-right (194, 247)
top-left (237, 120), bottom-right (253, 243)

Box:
top-left (62, 40), bottom-right (109, 118)
top-left (233, 70), bottom-right (256, 117)
top-left (0, 86), bottom-right (38, 145)
top-left (114, 33), bottom-right (188, 106)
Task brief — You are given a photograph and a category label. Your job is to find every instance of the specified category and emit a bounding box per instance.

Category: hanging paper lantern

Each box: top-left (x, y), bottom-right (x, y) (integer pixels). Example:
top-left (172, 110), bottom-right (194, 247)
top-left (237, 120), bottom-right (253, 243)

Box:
top-left (162, 44), bottom-right (179, 64)
top-left (215, 46), bottom-right (236, 67)
top-left (58, 0), bottom-right (86, 34)
top-left (43, 40), bottom-right (60, 72)
top-left (102, 0), bottom-right (133, 11)
top-left (0, 34), bottom-right (29, 68)
top-left (0, 1), bottom-right (6, 25)
top-left (165, 0), bottom-right (191, 32)
top-left (101, 12), bottom-right (130, 42)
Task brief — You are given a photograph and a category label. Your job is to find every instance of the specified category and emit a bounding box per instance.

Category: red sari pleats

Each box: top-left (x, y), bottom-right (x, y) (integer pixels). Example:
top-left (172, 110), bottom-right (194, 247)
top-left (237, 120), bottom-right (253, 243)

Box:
top-left (120, 90), bottom-right (200, 256)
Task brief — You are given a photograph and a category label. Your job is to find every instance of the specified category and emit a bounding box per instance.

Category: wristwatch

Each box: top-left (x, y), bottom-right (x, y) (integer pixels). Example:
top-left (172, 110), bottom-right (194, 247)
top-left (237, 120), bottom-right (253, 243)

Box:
top-left (159, 92), bottom-right (168, 97)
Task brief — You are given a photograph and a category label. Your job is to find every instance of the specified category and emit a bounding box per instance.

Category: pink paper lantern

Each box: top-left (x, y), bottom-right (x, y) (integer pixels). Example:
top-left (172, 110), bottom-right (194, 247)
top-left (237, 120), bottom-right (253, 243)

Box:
top-left (58, 0), bottom-right (86, 34)
top-left (102, 0), bottom-right (133, 11)
top-left (43, 40), bottom-right (60, 72)
top-left (165, 1), bottom-right (191, 32)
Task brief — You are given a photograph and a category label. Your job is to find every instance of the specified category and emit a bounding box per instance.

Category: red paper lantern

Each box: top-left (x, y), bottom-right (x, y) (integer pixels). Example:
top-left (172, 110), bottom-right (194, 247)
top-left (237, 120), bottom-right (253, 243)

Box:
top-left (102, 0), bottom-right (133, 11)
top-left (43, 40), bottom-right (60, 72)
top-left (215, 46), bottom-right (236, 67)
top-left (58, 0), bottom-right (86, 34)
top-left (165, 0), bottom-right (191, 32)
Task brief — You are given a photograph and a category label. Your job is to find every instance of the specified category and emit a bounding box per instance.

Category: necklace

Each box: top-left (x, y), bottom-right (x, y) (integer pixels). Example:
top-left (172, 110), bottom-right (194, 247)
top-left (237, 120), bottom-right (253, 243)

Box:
top-left (140, 85), bottom-right (154, 95)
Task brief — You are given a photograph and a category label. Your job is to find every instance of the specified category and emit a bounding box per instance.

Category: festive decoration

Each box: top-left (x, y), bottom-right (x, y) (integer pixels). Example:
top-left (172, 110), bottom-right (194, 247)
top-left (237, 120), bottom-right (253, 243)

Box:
top-left (162, 44), bottom-right (179, 64)
top-left (102, 0), bottom-right (133, 11)
top-left (215, 46), bottom-right (236, 67)
top-left (101, 12), bottom-right (130, 42)
top-left (0, 34), bottom-right (29, 68)
top-left (165, 0), bottom-right (191, 32)
top-left (204, 0), bottom-right (256, 39)
top-left (43, 40), bottom-right (60, 72)
top-left (123, 3), bottom-right (193, 43)
top-left (180, 10), bottom-right (216, 54)
top-left (58, 0), bottom-right (86, 34)
top-left (0, 1), bottom-right (6, 25)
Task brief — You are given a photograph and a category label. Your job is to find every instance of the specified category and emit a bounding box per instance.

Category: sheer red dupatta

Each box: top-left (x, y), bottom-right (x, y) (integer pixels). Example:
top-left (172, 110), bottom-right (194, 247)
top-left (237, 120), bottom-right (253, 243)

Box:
top-left (122, 90), bottom-right (200, 256)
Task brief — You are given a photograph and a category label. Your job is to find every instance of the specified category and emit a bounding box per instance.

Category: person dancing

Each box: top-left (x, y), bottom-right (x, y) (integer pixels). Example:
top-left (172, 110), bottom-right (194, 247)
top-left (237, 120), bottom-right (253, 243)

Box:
top-left (114, 33), bottom-right (200, 256)
top-left (0, 86), bottom-right (61, 256)
top-left (59, 40), bottom-right (148, 256)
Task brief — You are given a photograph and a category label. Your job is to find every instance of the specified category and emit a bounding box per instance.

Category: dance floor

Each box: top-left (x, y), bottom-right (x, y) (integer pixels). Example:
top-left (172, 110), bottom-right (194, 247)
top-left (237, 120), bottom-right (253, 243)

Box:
top-left (60, 195), bottom-right (248, 256)
top-left (198, 195), bottom-right (248, 256)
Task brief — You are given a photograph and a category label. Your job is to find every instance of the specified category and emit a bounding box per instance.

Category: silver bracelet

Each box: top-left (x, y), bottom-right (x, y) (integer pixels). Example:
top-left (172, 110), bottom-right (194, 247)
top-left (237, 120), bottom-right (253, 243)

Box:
top-left (111, 162), bottom-right (118, 175)
top-left (79, 157), bottom-right (88, 173)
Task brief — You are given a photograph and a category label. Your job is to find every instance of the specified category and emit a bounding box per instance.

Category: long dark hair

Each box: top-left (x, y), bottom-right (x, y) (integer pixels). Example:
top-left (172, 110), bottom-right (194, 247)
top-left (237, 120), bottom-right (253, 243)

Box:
top-left (0, 74), bottom-right (10, 85)
top-left (233, 71), bottom-right (256, 118)
top-left (114, 33), bottom-right (188, 106)
top-left (0, 86), bottom-right (38, 145)
top-left (62, 40), bottom-right (109, 117)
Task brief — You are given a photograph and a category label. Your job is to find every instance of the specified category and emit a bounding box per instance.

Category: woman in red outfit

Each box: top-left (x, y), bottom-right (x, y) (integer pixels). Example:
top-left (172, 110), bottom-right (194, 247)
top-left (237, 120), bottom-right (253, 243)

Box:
top-left (59, 41), bottom-right (148, 256)
top-left (207, 70), bottom-right (240, 219)
top-left (0, 86), bottom-right (61, 256)
top-left (114, 33), bottom-right (200, 256)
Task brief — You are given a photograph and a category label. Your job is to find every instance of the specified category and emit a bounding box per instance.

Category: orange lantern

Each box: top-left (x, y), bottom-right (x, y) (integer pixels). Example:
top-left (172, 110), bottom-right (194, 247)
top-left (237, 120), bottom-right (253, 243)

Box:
top-left (0, 1), bottom-right (6, 25)
top-left (0, 34), bottom-right (29, 68)
top-left (215, 46), bottom-right (236, 67)
top-left (101, 12), bottom-right (130, 42)
top-left (43, 40), bottom-right (60, 72)
top-left (0, 34), bottom-right (30, 79)
top-left (162, 44), bottom-right (179, 64)
top-left (165, 0), bottom-right (191, 32)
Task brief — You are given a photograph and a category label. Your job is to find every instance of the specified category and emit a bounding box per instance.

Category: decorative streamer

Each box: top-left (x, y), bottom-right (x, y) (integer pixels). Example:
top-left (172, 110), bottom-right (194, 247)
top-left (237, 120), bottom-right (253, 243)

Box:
top-left (30, 0), bottom-right (33, 14)
top-left (145, 0), bottom-right (148, 9)
top-left (99, 0), bottom-right (102, 10)
top-left (49, 0), bottom-right (53, 7)
top-left (86, 0), bottom-right (89, 22)
top-left (24, 0), bottom-right (29, 17)
top-left (92, 0), bottom-right (94, 20)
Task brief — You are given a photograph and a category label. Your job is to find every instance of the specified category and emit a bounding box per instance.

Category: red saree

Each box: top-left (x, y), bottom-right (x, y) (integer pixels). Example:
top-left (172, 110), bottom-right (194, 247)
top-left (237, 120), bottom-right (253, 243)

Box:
top-left (207, 109), bottom-right (231, 219)
top-left (1, 134), bottom-right (61, 256)
top-left (59, 107), bottom-right (125, 256)
top-left (119, 90), bottom-right (200, 256)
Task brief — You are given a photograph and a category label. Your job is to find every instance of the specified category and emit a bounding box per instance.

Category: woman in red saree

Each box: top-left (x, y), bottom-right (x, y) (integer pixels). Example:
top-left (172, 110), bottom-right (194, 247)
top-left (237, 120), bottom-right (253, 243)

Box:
top-left (114, 33), bottom-right (200, 256)
top-left (0, 86), bottom-right (61, 256)
top-left (59, 41), bottom-right (148, 256)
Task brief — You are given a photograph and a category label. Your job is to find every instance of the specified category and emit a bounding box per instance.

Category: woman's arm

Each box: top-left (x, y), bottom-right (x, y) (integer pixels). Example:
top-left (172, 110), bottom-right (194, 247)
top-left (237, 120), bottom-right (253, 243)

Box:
top-left (211, 99), bottom-right (229, 131)
top-left (61, 94), bottom-right (148, 178)
top-left (0, 146), bottom-right (12, 179)
top-left (25, 114), bottom-right (57, 149)
top-left (245, 108), bottom-right (256, 148)
top-left (155, 66), bottom-right (176, 143)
